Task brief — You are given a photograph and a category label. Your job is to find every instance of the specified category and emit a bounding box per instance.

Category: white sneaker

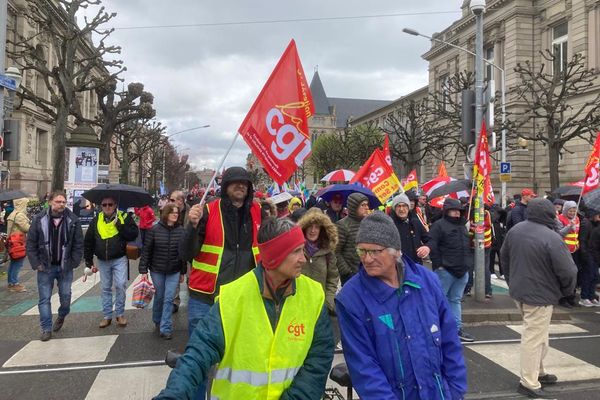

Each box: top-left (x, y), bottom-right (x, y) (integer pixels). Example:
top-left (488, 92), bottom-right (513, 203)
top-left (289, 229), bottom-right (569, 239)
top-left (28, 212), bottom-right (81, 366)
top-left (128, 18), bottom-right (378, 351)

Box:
top-left (578, 299), bottom-right (594, 307)
top-left (591, 299), bottom-right (600, 307)
top-left (492, 273), bottom-right (499, 280)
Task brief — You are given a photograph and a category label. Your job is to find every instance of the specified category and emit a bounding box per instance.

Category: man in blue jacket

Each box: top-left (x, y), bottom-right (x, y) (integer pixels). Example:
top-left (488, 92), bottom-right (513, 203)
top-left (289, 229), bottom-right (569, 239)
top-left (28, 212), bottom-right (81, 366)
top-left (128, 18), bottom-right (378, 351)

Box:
top-left (336, 211), bottom-right (467, 400)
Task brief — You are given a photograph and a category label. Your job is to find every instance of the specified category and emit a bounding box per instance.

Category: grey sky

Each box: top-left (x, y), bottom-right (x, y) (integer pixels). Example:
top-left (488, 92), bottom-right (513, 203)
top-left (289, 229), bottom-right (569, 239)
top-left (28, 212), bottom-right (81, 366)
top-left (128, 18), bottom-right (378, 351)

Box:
top-left (94, 1), bottom-right (463, 170)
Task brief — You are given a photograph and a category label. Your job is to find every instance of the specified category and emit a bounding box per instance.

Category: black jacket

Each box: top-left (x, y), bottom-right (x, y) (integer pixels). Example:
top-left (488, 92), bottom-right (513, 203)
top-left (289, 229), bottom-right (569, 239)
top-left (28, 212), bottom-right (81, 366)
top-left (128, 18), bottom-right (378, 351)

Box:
top-left (84, 211), bottom-right (139, 265)
top-left (507, 201), bottom-right (527, 229)
top-left (180, 167), bottom-right (259, 304)
top-left (26, 208), bottom-right (84, 271)
top-left (139, 221), bottom-right (186, 275)
top-left (428, 215), bottom-right (472, 278)
top-left (390, 211), bottom-right (430, 263)
top-left (589, 220), bottom-right (600, 265)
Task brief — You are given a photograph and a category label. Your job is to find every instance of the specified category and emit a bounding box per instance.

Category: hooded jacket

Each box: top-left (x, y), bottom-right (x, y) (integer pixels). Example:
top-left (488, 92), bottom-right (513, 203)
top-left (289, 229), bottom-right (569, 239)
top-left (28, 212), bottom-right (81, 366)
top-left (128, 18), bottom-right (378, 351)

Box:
top-left (428, 199), bottom-right (472, 277)
top-left (26, 207), bottom-right (83, 271)
top-left (7, 197), bottom-right (30, 235)
top-left (335, 193), bottom-right (368, 282)
top-left (298, 209), bottom-right (339, 312)
top-left (557, 200), bottom-right (579, 238)
top-left (180, 166), bottom-right (261, 304)
top-left (500, 198), bottom-right (577, 305)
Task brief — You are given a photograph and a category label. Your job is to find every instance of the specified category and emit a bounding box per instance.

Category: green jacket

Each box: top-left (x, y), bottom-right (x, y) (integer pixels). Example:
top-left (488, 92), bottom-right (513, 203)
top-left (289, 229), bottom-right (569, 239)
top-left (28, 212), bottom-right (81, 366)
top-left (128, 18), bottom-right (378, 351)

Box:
top-left (154, 265), bottom-right (335, 400)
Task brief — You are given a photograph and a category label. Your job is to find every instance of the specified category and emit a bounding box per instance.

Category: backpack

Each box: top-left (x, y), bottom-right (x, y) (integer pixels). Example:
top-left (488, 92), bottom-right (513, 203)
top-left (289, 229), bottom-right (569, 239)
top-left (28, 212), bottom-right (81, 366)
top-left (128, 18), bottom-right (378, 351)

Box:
top-left (7, 232), bottom-right (26, 260)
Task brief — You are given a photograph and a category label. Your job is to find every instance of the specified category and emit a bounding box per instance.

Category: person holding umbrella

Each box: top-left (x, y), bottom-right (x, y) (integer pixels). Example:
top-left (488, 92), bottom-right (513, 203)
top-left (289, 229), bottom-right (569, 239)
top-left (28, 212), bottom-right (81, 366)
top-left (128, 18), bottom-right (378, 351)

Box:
top-left (84, 196), bottom-right (139, 328)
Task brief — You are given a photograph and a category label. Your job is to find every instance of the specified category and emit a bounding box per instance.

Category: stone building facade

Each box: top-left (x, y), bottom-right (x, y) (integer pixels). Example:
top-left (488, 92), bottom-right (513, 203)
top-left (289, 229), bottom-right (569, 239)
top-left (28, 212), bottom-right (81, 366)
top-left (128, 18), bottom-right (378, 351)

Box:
top-left (2, 0), bottom-right (119, 197)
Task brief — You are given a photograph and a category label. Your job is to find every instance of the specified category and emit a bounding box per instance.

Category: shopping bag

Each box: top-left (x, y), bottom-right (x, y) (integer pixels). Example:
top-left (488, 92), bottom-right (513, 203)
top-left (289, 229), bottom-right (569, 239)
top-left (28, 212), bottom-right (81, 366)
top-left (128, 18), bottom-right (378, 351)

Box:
top-left (131, 275), bottom-right (155, 308)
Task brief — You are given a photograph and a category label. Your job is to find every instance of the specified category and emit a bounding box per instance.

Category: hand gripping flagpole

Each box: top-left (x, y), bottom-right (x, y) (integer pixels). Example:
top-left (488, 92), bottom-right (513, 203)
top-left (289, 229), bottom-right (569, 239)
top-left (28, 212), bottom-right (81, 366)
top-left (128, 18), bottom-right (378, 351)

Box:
top-left (199, 132), bottom-right (240, 205)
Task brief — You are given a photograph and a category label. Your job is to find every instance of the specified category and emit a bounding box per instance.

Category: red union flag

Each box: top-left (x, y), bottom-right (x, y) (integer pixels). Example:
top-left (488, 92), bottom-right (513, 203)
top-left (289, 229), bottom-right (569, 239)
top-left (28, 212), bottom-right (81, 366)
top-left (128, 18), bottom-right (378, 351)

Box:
top-left (350, 149), bottom-right (400, 204)
top-left (473, 122), bottom-right (495, 205)
top-left (582, 133), bottom-right (600, 195)
top-left (238, 40), bottom-right (314, 185)
top-left (402, 169), bottom-right (418, 191)
top-left (383, 134), bottom-right (392, 167)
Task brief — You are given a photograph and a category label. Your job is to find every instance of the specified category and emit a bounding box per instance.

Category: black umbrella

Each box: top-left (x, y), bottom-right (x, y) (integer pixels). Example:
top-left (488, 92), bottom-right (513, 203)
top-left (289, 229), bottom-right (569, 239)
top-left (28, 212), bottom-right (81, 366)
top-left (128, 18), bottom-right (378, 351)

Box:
top-left (551, 185), bottom-right (583, 197)
top-left (0, 189), bottom-right (29, 202)
top-left (583, 187), bottom-right (600, 213)
top-left (428, 179), bottom-right (471, 199)
top-left (82, 184), bottom-right (152, 208)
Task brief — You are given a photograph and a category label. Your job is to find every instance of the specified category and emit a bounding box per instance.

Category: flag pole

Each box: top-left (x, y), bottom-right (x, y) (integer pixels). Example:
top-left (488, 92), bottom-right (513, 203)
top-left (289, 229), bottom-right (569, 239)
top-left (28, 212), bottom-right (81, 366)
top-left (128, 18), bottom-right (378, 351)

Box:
top-left (199, 132), bottom-right (240, 205)
top-left (576, 185), bottom-right (585, 215)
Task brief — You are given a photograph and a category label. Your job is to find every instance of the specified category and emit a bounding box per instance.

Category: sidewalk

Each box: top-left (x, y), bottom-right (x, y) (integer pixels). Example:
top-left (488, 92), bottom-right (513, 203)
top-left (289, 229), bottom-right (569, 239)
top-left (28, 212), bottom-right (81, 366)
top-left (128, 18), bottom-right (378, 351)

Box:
top-left (461, 277), bottom-right (596, 324)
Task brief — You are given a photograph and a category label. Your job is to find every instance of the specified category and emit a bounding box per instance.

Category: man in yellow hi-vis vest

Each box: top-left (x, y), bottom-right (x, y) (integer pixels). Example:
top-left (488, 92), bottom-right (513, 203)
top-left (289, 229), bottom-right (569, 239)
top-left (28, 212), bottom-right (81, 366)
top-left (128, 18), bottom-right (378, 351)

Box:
top-left (156, 217), bottom-right (335, 400)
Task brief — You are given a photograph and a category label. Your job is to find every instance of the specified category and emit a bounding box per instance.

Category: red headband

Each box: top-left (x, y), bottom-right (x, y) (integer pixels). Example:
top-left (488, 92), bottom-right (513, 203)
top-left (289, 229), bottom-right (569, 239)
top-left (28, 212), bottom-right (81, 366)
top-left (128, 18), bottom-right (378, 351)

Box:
top-left (258, 226), bottom-right (306, 270)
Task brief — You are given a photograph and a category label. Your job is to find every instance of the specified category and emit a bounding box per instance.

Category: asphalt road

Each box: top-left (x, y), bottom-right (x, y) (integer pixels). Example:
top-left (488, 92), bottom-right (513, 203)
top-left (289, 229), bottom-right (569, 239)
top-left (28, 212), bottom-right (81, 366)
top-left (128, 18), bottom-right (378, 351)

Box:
top-left (1, 258), bottom-right (600, 399)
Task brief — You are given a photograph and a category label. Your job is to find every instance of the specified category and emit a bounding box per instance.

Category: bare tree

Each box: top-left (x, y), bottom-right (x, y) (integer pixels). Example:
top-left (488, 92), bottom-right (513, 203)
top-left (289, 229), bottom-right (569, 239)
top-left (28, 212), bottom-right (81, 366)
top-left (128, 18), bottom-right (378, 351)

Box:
top-left (510, 52), bottom-right (600, 190)
top-left (95, 81), bottom-right (156, 165)
top-left (8, 0), bottom-right (124, 190)
top-left (383, 98), bottom-right (449, 174)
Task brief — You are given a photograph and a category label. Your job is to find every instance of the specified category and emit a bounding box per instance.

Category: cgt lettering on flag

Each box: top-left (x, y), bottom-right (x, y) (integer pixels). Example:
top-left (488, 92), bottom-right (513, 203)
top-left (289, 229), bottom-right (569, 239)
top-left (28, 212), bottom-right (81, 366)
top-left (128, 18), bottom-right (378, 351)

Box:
top-left (239, 39), bottom-right (314, 186)
top-left (351, 149), bottom-right (400, 204)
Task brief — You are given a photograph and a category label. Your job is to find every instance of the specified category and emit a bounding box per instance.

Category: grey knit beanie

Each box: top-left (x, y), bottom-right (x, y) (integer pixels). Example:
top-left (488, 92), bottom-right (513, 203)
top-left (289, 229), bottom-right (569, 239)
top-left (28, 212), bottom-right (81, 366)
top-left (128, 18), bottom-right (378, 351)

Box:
top-left (356, 211), bottom-right (401, 250)
top-left (391, 193), bottom-right (410, 209)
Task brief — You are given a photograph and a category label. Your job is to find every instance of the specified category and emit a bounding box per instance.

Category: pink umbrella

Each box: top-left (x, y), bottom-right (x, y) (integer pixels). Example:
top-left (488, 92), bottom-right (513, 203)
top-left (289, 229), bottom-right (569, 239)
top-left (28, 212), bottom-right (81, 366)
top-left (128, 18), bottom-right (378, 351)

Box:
top-left (321, 169), bottom-right (355, 183)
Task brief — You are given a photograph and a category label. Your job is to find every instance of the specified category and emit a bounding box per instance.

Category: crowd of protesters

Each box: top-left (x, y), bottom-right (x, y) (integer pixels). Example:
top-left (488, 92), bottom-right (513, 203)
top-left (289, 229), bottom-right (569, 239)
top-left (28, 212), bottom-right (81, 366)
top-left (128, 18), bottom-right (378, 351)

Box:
top-left (2, 167), bottom-right (597, 399)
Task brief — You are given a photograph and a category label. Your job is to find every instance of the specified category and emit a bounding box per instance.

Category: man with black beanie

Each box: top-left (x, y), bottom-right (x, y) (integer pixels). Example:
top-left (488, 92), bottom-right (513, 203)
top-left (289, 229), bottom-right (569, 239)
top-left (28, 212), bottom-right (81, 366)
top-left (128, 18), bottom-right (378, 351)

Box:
top-left (180, 166), bottom-right (261, 397)
top-left (428, 198), bottom-right (475, 342)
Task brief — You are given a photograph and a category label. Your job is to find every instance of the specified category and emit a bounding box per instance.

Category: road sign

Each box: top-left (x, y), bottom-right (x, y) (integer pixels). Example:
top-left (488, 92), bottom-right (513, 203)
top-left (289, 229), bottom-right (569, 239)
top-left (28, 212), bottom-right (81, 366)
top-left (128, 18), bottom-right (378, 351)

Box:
top-left (500, 162), bottom-right (511, 174)
top-left (500, 173), bottom-right (512, 182)
top-left (0, 75), bottom-right (17, 91)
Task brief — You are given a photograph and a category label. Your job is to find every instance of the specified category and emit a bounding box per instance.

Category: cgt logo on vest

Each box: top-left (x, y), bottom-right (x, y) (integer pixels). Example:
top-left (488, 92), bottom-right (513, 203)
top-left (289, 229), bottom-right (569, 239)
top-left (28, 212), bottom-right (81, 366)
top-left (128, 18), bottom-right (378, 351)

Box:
top-left (287, 318), bottom-right (306, 341)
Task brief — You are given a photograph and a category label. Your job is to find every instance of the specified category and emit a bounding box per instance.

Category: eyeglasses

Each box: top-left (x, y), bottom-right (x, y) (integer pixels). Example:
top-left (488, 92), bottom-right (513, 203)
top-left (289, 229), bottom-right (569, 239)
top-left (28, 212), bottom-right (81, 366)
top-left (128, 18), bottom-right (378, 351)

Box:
top-left (101, 203), bottom-right (115, 207)
top-left (396, 204), bottom-right (409, 209)
top-left (356, 247), bottom-right (386, 258)
top-left (169, 198), bottom-right (176, 202)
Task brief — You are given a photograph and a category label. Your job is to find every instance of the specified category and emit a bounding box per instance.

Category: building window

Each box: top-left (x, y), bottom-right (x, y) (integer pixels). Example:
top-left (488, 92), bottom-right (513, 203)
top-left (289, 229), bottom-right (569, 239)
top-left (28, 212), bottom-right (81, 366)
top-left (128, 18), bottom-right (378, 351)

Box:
top-left (440, 75), bottom-right (451, 112)
top-left (484, 46), bottom-right (494, 81)
top-left (35, 129), bottom-right (48, 167)
top-left (552, 22), bottom-right (568, 76)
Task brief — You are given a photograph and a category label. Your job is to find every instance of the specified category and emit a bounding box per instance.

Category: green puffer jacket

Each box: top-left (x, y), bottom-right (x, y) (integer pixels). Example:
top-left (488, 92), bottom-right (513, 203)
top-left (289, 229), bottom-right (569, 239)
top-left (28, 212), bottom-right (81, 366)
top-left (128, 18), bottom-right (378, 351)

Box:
top-left (154, 265), bottom-right (335, 400)
top-left (335, 193), bottom-right (368, 282)
top-left (298, 208), bottom-right (339, 312)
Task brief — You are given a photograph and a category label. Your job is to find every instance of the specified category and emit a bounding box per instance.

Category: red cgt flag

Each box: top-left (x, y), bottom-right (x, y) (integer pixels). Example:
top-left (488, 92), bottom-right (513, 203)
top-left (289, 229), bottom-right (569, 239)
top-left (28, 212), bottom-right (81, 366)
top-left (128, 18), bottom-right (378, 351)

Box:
top-left (473, 122), bottom-right (495, 206)
top-left (582, 133), bottom-right (600, 195)
top-left (350, 149), bottom-right (400, 204)
top-left (238, 40), bottom-right (314, 185)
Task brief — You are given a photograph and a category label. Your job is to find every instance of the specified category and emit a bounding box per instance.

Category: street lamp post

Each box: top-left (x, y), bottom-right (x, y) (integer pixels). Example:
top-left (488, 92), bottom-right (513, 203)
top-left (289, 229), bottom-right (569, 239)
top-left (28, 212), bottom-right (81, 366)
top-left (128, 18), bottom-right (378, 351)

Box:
top-left (403, 25), bottom-right (507, 209)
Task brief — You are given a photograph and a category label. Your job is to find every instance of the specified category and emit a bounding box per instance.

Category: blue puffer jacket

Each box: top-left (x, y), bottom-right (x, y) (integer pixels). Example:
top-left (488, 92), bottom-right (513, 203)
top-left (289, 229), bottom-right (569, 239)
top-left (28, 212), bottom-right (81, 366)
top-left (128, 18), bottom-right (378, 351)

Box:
top-left (336, 256), bottom-right (467, 400)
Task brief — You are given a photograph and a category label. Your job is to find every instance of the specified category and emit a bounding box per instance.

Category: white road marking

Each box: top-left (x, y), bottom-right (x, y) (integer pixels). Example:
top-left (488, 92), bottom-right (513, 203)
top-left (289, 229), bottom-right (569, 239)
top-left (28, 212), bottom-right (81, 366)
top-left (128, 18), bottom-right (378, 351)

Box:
top-left (85, 365), bottom-right (171, 400)
top-left (2, 335), bottom-right (118, 368)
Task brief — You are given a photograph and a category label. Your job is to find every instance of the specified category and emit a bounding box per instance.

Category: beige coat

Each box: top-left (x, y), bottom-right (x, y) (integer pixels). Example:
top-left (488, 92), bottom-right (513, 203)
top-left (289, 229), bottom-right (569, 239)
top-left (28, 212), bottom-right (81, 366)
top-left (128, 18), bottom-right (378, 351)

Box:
top-left (298, 209), bottom-right (339, 312)
top-left (7, 197), bottom-right (30, 235)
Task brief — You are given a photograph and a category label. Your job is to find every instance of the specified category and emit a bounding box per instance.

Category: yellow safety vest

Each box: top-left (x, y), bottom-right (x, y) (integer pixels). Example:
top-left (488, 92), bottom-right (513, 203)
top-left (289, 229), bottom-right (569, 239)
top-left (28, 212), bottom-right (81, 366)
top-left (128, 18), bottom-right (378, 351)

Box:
top-left (190, 199), bottom-right (261, 294)
top-left (211, 272), bottom-right (324, 400)
top-left (97, 211), bottom-right (126, 240)
top-left (558, 214), bottom-right (580, 253)
top-left (469, 210), bottom-right (493, 249)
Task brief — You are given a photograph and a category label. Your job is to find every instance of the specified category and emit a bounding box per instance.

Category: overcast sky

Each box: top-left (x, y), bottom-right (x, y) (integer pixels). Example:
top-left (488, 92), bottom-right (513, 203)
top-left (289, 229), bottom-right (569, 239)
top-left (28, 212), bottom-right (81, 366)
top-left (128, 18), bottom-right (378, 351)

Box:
top-left (93, 1), bottom-right (463, 171)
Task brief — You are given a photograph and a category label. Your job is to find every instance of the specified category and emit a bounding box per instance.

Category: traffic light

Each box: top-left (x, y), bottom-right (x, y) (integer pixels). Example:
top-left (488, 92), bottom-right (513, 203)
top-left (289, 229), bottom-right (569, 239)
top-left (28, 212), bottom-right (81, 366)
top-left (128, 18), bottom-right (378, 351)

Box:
top-left (2, 119), bottom-right (20, 161)
top-left (461, 89), bottom-right (475, 146)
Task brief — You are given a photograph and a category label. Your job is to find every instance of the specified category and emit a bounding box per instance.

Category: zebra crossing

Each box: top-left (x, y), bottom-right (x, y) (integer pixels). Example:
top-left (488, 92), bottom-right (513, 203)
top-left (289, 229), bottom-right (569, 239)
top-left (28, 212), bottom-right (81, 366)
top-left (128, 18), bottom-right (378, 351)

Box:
top-left (0, 321), bottom-right (599, 399)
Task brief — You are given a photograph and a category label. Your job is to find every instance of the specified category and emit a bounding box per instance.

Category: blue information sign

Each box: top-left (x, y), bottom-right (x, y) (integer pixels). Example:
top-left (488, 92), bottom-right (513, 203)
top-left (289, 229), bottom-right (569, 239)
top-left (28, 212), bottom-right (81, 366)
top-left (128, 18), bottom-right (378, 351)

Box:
top-left (0, 75), bottom-right (17, 91)
top-left (500, 162), bottom-right (511, 174)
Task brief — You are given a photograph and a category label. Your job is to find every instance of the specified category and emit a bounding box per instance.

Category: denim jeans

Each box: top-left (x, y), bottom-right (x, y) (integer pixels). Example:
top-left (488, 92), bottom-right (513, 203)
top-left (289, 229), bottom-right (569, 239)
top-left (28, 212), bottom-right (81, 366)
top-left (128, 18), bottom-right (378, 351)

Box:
top-left (188, 296), bottom-right (212, 400)
top-left (435, 268), bottom-right (469, 330)
top-left (150, 271), bottom-right (180, 334)
top-left (8, 257), bottom-right (24, 285)
top-left (98, 256), bottom-right (128, 319)
top-left (580, 260), bottom-right (600, 300)
top-left (37, 265), bottom-right (73, 332)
